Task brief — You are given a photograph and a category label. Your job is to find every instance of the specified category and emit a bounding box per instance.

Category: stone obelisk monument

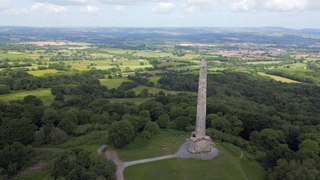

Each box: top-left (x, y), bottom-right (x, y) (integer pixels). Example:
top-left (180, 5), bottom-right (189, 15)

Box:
top-left (187, 59), bottom-right (213, 153)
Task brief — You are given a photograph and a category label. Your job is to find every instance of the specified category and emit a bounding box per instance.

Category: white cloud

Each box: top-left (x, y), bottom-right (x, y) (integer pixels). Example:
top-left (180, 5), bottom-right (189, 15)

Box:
top-left (99, 0), bottom-right (160, 5)
top-left (115, 5), bottom-right (127, 12)
top-left (151, 2), bottom-right (175, 14)
top-left (5, 8), bottom-right (29, 15)
top-left (81, 5), bottom-right (100, 13)
top-left (31, 3), bottom-right (68, 13)
top-left (228, 0), bottom-right (314, 12)
top-left (186, 0), bottom-right (216, 6)
top-left (0, 0), bottom-right (11, 10)
top-left (32, 0), bottom-right (92, 6)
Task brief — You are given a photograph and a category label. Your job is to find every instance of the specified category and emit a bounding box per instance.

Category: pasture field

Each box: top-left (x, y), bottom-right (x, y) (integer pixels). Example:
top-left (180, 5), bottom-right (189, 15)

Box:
top-left (0, 88), bottom-right (53, 106)
top-left (99, 48), bottom-right (199, 60)
top-left (258, 72), bottom-right (301, 83)
top-left (67, 59), bottom-right (152, 71)
top-left (246, 61), bottom-right (282, 64)
top-left (28, 69), bottom-right (60, 76)
top-left (266, 68), bottom-right (320, 83)
top-left (131, 85), bottom-right (180, 95)
top-left (0, 52), bottom-right (39, 60)
top-left (100, 78), bottom-right (132, 89)
top-left (149, 76), bottom-right (161, 85)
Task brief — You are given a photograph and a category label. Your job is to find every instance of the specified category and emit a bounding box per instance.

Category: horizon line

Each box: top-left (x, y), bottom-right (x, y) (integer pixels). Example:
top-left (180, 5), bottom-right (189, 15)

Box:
top-left (0, 26), bottom-right (320, 30)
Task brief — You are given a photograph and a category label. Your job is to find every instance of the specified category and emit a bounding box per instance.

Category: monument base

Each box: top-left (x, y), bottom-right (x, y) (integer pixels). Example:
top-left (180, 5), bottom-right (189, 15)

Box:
top-left (187, 135), bottom-right (213, 154)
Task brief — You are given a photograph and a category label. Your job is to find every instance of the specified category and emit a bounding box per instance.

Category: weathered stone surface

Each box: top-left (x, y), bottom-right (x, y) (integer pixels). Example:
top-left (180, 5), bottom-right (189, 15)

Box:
top-left (178, 142), bottom-right (218, 160)
top-left (187, 59), bottom-right (215, 154)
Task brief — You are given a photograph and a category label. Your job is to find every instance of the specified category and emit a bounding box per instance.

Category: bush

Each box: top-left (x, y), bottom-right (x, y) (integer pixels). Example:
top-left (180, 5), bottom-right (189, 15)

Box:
top-left (51, 149), bottom-right (116, 179)
top-left (0, 84), bottom-right (10, 94)
top-left (108, 120), bottom-right (135, 148)
top-left (0, 142), bottom-right (32, 176)
top-left (74, 124), bottom-right (107, 136)
top-left (58, 119), bottom-right (77, 135)
top-left (23, 95), bottom-right (43, 106)
top-left (156, 114), bottom-right (170, 129)
top-left (34, 128), bottom-right (46, 145)
top-left (173, 116), bottom-right (191, 131)
top-left (144, 122), bottom-right (160, 136)
top-left (49, 128), bottom-right (69, 144)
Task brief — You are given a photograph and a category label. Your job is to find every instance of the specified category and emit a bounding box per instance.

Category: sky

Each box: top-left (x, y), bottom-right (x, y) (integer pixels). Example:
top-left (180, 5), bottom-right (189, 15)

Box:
top-left (0, 0), bottom-right (320, 28)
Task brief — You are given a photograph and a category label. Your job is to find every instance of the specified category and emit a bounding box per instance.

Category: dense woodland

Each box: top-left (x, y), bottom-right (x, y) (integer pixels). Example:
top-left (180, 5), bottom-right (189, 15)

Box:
top-left (0, 68), bottom-right (319, 179)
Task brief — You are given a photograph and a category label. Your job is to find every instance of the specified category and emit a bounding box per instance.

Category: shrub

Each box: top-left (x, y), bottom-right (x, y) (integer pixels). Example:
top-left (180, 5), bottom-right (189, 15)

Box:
top-left (108, 120), bottom-right (135, 148)
top-left (0, 142), bottom-right (32, 176)
top-left (51, 149), bottom-right (116, 179)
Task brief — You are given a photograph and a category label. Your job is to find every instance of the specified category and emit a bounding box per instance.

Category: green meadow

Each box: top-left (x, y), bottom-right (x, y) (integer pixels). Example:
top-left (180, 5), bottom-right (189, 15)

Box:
top-left (0, 88), bottom-right (53, 106)
top-left (122, 131), bottom-right (266, 180)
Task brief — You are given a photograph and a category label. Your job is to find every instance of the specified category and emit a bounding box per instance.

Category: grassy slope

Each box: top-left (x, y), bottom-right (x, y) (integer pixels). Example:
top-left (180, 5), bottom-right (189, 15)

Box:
top-left (118, 130), bottom-right (188, 161)
top-left (131, 85), bottom-right (179, 95)
top-left (124, 142), bottom-right (266, 180)
top-left (122, 131), bottom-right (266, 180)
top-left (0, 88), bottom-right (53, 106)
top-left (20, 129), bottom-right (265, 180)
top-left (100, 78), bottom-right (132, 89)
top-left (28, 69), bottom-right (60, 77)
top-left (258, 72), bottom-right (301, 83)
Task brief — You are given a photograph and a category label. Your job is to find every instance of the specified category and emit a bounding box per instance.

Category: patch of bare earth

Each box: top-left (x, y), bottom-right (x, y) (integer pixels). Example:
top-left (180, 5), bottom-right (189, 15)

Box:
top-left (16, 161), bottom-right (47, 178)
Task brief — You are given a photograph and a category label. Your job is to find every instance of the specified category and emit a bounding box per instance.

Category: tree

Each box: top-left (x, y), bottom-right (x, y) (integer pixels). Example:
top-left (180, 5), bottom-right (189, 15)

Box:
top-left (173, 116), bottom-right (191, 131)
top-left (91, 158), bottom-right (116, 179)
top-left (51, 149), bottom-right (116, 179)
top-left (169, 106), bottom-right (185, 119)
top-left (229, 116), bottom-right (243, 136)
top-left (122, 114), bottom-right (148, 133)
top-left (269, 159), bottom-right (319, 180)
top-left (78, 109), bottom-right (91, 125)
top-left (49, 128), bottom-right (69, 144)
top-left (42, 108), bottom-right (59, 139)
top-left (58, 118), bottom-right (77, 135)
top-left (0, 84), bottom-right (10, 94)
top-left (89, 113), bottom-right (110, 124)
top-left (140, 101), bottom-right (165, 120)
top-left (108, 120), bottom-right (135, 148)
top-left (125, 90), bottom-right (136, 98)
top-left (0, 118), bottom-right (35, 146)
top-left (0, 142), bottom-right (32, 176)
top-left (250, 129), bottom-right (281, 150)
top-left (211, 117), bottom-right (231, 133)
top-left (299, 139), bottom-right (320, 155)
top-left (42, 108), bottom-right (59, 126)
top-left (156, 114), bottom-right (170, 129)
top-left (143, 121), bottom-right (160, 137)
top-left (22, 95), bottom-right (43, 106)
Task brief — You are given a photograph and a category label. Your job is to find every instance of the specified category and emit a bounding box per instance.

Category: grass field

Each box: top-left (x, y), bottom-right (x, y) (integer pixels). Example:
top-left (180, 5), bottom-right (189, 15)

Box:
top-left (100, 78), bottom-right (132, 89)
top-left (258, 72), bottom-right (301, 83)
top-left (0, 88), bottom-right (53, 106)
top-left (28, 69), bottom-right (60, 76)
top-left (123, 132), bottom-right (266, 180)
top-left (131, 85), bottom-right (179, 95)
top-left (246, 61), bottom-right (282, 65)
top-left (0, 52), bottom-right (39, 60)
top-left (118, 130), bottom-right (188, 161)
top-left (149, 76), bottom-right (161, 85)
